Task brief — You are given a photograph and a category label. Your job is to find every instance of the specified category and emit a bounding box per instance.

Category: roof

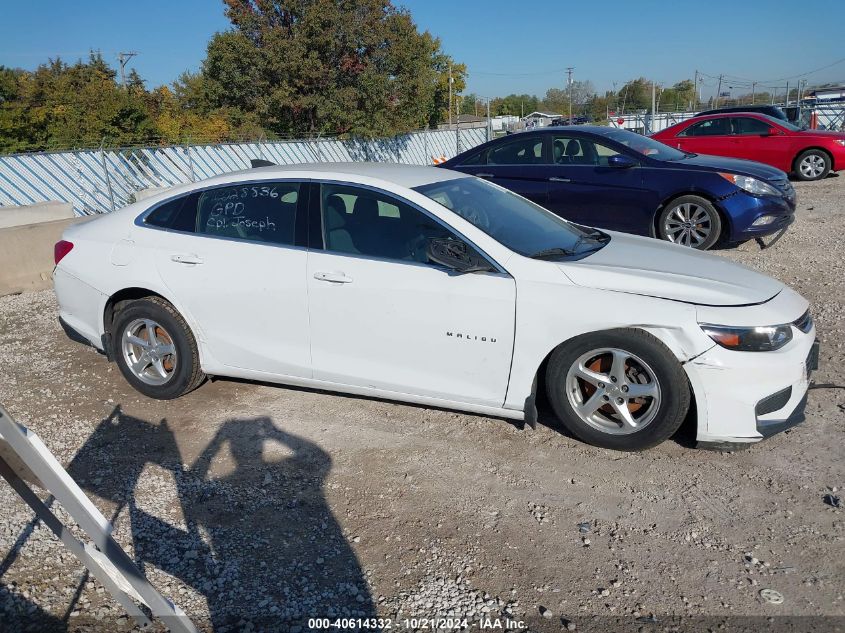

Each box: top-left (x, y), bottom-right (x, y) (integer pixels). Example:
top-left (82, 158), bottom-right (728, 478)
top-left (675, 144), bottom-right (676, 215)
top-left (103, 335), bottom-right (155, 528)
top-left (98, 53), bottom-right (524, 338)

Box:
top-left (541, 125), bottom-right (622, 135)
top-left (215, 162), bottom-right (468, 189)
top-left (523, 111), bottom-right (562, 119)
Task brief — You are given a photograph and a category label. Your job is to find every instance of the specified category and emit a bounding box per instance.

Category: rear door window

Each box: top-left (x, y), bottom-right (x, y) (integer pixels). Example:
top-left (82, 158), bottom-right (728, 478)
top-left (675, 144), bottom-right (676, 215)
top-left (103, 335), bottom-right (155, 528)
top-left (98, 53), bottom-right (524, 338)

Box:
top-left (680, 118), bottom-right (731, 136)
top-left (196, 182), bottom-right (300, 246)
top-left (144, 193), bottom-right (199, 232)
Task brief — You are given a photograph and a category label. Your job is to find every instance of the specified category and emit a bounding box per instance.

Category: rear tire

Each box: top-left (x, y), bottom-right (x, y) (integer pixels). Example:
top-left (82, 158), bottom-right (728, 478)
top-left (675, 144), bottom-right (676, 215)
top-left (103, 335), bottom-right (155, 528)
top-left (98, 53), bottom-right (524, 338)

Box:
top-left (657, 195), bottom-right (721, 250)
top-left (545, 329), bottom-right (690, 451)
top-left (112, 297), bottom-right (205, 399)
top-left (793, 149), bottom-right (830, 181)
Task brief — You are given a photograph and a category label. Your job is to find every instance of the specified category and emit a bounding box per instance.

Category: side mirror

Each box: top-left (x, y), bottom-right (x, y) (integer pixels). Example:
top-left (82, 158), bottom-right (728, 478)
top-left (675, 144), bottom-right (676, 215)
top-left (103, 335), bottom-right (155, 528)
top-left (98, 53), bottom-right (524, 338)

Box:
top-left (763, 127), bottom-right (781, 136)
top-left (608, 154), bottom-right (637, 168)
top-left (427, 238), bottom-right (492, 273)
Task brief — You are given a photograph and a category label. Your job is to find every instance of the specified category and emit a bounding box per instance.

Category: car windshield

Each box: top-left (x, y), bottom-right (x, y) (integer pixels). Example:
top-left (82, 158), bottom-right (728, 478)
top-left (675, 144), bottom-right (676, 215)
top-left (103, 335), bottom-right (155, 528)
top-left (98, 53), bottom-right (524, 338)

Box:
top-left (413, 177), bottom-right (608, 259)
top-left (595, 128), bottom-right (688, 160)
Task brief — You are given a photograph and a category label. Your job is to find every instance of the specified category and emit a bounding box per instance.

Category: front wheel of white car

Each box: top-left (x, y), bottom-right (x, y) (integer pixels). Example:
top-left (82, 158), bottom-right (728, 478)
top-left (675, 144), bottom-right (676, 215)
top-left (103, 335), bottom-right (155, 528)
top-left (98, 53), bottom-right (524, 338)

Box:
top-left (546, 329), bottom-right (690, 451)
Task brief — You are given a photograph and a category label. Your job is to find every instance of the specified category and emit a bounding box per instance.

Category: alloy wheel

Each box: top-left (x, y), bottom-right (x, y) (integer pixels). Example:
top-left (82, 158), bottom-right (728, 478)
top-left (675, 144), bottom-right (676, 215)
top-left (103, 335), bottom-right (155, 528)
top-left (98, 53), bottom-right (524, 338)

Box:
top-left (663, 202), bottom-right (712, 247)
top-left (565, 347), bottom-right (662, 435)
top-left (121, 318), bottom-right (178, 386)
top-left (799, 154), bottom-right (826, 179)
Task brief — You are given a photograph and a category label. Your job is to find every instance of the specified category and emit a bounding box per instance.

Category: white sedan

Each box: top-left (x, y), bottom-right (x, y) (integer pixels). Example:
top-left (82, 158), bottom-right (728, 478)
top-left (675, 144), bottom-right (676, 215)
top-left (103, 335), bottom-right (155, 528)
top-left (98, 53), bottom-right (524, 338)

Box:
top-left (54, 164), bottom-right (818, 451)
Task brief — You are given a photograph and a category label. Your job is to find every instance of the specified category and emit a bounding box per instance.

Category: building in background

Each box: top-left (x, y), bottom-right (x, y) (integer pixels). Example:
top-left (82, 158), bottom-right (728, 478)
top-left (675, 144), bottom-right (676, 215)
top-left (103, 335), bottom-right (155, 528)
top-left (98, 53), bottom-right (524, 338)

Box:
top-left (522, 112), bottom-right (562, 129)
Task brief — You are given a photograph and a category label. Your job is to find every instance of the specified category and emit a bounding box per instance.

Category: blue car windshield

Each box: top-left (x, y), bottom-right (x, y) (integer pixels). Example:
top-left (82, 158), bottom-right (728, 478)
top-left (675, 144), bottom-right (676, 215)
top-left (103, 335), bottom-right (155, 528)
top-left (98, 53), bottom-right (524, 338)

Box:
top-left (595, 128), bottom-right (688, 161)
top-left (413, 177), bottom-right (608, 259)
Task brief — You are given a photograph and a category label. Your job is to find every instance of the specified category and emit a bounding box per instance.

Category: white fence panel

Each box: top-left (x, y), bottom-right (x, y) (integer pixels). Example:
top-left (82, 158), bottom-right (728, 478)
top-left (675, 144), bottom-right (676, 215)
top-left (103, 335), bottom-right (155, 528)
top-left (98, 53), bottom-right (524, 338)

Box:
top-left (0, 128), bottom-right (489, 216)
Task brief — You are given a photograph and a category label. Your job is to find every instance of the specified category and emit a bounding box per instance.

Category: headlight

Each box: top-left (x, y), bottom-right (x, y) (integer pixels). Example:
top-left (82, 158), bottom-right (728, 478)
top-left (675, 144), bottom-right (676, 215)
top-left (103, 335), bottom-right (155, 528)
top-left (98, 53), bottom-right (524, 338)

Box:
top-left (751, 215), bottom-right (777, 226)
top-left (700, 323), bottom-right (793, 351)
top-left (834, 139), bottom-right (845, 147)
top-left (718, 173), bottom-right (780, 197)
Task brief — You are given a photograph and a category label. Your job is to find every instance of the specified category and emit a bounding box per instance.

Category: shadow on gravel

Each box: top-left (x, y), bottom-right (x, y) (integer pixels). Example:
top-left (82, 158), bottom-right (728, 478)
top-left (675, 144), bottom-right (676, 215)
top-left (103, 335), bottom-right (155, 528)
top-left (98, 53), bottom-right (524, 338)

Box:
top-left (50, 406), bottom-right (375, 631)
top-left (0, 584), bottom-right (67, 633)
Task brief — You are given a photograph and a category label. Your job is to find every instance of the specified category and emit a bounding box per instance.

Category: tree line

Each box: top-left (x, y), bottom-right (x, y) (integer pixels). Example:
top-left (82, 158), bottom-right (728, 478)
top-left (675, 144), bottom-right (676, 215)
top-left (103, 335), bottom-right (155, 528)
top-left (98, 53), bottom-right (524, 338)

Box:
top-left (0, 0), bottom-right (467, 153)
top-left (458, 78), bottom-right (700, 122)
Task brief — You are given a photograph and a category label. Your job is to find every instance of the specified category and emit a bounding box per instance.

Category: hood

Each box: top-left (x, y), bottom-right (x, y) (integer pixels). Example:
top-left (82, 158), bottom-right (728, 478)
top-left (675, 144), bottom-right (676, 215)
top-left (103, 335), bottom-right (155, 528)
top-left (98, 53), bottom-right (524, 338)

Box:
top-left (797, 128), bottom-right (845, 140)
top-left (680, 153), bottom-right (787, 181)
top-left (559, 233), bottom-right (783, 306)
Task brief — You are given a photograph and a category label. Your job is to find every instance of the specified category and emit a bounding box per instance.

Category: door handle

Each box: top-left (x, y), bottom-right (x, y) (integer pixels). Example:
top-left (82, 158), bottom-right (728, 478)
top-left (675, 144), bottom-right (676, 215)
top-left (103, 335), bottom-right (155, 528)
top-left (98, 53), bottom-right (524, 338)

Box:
top-left (314, 271), bottom-right (353, 284)
top-left (170, 253), bottom-right (204, 265)
top-left (476, 172), bottom-right (495, 178)
top-left (549, 176), bottom-right (571, 182)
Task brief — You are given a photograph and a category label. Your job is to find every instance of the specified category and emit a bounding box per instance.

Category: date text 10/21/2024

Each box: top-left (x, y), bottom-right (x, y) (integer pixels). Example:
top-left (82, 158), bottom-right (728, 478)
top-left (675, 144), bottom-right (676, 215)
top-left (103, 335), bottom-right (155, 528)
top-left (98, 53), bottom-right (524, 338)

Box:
top-left (307, 617), bottom-right (528, 630)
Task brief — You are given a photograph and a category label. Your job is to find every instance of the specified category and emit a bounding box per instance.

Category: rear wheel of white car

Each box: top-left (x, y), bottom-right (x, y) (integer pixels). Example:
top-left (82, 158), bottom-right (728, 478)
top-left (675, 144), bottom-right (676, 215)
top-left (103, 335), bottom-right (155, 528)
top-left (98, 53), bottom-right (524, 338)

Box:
top-left (546, 329), bottom-right (690, 451)
top-left (657, 195), bottom-right (721, 250)
top-left (112, 297), bottom-right (205, 400)
top-left (793, 149), bottom-right (830, 181)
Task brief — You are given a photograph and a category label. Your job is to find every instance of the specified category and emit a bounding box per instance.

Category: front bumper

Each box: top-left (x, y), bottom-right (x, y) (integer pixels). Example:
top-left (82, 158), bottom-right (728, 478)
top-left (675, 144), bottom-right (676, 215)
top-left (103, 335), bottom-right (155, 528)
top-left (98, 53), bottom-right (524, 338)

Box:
top-left (723, 190), bottom-right (796, 241)
top-left (684, 327), bottom-right (817, 447)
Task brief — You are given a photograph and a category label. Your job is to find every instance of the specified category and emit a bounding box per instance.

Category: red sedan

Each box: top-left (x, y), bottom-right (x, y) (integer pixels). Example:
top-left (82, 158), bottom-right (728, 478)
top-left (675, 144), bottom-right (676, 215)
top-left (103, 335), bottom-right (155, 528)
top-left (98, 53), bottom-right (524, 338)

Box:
top-left (652, 113), bottom-right (845, 181)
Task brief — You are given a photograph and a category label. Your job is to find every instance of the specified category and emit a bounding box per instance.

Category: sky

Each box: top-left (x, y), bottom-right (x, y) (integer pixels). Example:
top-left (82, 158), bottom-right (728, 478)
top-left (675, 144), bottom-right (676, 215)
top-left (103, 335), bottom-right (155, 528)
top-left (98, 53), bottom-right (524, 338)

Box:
top-left (1, 0), bottom-right (843, 100)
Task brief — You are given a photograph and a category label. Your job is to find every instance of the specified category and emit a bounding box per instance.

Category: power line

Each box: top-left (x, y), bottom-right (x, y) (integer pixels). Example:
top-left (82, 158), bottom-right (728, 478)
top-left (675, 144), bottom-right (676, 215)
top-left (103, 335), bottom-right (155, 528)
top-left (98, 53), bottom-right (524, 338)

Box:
top-left (467, 66), bottom-right (574, 77)
top-left (698, 57), bottom-right (845, 86)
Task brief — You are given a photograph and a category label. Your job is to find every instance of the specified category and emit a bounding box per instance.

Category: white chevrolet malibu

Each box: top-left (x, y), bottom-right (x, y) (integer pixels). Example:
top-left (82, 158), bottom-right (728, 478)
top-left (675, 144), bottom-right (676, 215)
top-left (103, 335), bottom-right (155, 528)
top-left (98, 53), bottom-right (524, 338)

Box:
top-left (54, 164), bottom-right (818, 451)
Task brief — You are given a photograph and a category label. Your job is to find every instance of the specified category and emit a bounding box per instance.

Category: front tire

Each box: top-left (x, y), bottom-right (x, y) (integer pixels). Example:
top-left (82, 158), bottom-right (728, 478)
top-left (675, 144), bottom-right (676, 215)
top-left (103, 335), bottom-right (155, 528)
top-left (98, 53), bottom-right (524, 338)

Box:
top-left (112, 297), bottom-right (205, 399)
top-left (793, 149), bottom-right (830, 181)
top-left (545, 329), bottom-right (690, 451)
top-left (657, 195), bottom-right (721, 250)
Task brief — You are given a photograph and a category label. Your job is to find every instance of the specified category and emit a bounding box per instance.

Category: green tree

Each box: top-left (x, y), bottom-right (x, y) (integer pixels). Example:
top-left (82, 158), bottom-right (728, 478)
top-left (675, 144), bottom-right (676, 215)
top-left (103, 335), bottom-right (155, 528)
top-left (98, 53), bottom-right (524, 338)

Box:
top-left (658, 80), bottom-right (695, 112)
top-left (495, 93), bottom-right (539, 117)
top-left (201, 0), bottom-right (463, 136)
top-left (542, 80), bottom-right (595, 116)
top-left (617, 77), bottom-right (654, 112)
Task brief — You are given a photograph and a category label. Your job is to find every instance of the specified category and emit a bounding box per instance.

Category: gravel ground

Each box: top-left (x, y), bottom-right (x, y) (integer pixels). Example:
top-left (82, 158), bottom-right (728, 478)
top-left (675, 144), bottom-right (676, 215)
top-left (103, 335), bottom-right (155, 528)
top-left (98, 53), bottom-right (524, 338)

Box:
top-left (0, 176), bottom-right (843, 633)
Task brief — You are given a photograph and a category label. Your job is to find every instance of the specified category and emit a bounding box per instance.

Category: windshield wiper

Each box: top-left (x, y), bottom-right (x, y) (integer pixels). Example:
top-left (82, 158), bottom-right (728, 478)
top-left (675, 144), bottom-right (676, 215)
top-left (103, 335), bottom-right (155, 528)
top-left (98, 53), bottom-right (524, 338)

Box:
top-left (529, 247), bottom-right (576, 260)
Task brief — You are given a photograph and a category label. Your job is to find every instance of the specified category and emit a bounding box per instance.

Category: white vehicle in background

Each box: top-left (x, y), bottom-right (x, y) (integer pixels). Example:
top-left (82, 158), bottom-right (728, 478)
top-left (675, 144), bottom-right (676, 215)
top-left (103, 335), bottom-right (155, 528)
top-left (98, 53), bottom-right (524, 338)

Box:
top-left (53, 164), bottom-right (818, 451)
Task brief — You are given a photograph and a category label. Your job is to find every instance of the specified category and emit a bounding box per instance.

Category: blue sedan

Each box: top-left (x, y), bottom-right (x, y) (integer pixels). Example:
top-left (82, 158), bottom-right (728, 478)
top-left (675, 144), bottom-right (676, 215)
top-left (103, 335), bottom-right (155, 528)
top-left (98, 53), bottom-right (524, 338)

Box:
top-left (440, 126), bottom-right (796, 250)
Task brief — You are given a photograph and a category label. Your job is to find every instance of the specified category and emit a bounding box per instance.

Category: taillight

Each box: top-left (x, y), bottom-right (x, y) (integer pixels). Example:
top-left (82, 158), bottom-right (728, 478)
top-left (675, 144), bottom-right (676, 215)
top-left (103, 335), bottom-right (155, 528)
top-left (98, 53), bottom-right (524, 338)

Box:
top-left (54, 240), bottom-right (74, 265)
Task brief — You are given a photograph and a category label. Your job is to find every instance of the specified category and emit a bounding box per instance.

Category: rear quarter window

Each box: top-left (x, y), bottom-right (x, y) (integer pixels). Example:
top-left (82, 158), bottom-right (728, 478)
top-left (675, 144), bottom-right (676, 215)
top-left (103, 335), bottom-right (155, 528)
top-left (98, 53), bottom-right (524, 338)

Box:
top-left (144, 193), bottom-right (199, 232)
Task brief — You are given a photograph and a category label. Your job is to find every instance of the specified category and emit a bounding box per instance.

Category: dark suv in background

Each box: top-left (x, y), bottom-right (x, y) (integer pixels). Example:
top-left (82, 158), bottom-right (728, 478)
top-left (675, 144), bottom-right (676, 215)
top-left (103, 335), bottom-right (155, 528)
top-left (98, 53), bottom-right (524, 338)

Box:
top-left (696, 105), bottom-right (797, 124)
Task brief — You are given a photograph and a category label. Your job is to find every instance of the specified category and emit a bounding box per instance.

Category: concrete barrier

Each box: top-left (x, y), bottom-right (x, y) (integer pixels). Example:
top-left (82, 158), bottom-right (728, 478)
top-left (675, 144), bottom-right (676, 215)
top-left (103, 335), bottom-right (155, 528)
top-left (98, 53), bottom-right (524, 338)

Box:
top-left (0, 201), bottom-right (75, 229)
top-left (0, 217), bottom-right (88, 297)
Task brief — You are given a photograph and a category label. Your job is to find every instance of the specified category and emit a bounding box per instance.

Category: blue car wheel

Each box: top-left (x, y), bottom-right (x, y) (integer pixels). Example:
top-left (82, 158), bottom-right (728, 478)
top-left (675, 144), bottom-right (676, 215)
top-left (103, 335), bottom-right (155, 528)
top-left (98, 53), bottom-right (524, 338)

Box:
top-left (657, 195), bottom-right (722, 250)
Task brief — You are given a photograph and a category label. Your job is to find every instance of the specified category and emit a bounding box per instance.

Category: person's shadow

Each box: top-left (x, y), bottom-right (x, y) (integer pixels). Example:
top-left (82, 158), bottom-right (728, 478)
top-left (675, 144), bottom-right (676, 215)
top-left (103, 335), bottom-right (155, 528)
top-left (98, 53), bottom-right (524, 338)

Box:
top-left (63, 407), bottom-right (374, 631)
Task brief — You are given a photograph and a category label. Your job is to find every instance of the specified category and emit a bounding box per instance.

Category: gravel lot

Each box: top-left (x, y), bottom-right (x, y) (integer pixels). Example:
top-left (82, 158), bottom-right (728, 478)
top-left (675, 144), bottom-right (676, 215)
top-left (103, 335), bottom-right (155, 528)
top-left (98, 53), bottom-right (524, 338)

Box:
top-left (1, 176), bottom-right (843, 633)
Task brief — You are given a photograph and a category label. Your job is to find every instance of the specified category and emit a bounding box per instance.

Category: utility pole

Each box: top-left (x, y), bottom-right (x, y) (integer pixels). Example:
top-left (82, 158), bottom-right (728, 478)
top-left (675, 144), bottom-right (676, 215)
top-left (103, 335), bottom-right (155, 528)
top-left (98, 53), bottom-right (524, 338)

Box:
top-left (566, 67), bottom-right (575, 124)
top-left (448, 63), bottom-right (453, 130)
top-left (785, 81), bottom-right (789, 106)
top-left (715, 74), bottom-right (723, 107)
top-left (117, 52), bottom-right (138, 89)
top-left (751, 82), bottom-right (757, 105)
top-left (486, 97), bottom-right (491, 141)
top-left (692, 70), bottom-right (698, 110)
top-left (650, 80), bottom-right (656, 134)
